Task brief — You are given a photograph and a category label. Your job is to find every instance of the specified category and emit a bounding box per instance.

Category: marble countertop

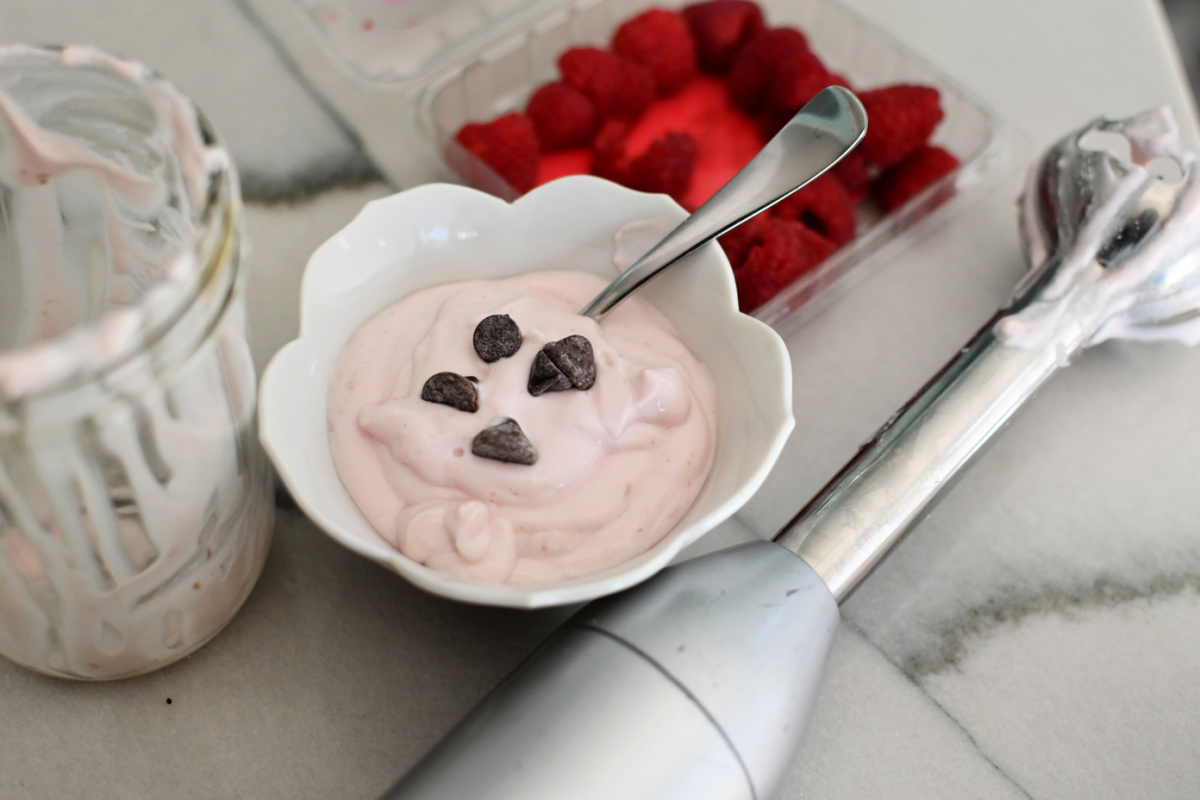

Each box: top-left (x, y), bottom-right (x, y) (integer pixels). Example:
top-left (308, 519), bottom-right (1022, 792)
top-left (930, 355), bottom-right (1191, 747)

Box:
top-left (2, 0), bottom-right (1200, 797)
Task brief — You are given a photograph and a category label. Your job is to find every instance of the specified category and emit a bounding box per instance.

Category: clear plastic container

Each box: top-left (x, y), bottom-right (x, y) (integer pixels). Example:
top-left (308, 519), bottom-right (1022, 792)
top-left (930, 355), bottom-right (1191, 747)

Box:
top-left (293, 0), bottom-right (563, 90)
top-left (293, 0), bottom-right (1012, 328)
top-left (0, 47), bottom-right (274, 680)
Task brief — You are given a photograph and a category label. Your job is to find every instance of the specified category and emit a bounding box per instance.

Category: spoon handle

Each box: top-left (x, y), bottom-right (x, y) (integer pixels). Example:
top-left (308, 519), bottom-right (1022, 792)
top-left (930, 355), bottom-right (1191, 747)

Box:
top-left (580, 85), bottom-right (867, 320)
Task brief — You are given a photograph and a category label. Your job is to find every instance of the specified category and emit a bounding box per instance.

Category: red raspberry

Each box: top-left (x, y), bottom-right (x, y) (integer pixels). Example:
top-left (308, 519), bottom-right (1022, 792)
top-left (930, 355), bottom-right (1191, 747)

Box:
top-left (718, 212), bottom-right (772, 269)
top-left (590, 119), bottom-right (633, 185)
top-left (875, 144), bottom-right (960, 211)
top-left (771, 173), bottom-right (856, 247)
top-left (559, 47), bottom-right (655, 121)
top-left (682, 1), bottom-right (766, 75)
top-left (734, 217), bottom-right (835, 311)
top-left (612, 9), bottom-right (698, 96)
top-left (726, 27), bottom-right (812, 114)
top-left (453, 113), bottom-right (539, 194)
top-left (831, 150), bottom-right (873, 202)
top-left (628, 132), bottom-right (698, 203)
top-left (526, 82), bottom-right (599, 151)
top-left (858, 84), bottom-right (944, 170)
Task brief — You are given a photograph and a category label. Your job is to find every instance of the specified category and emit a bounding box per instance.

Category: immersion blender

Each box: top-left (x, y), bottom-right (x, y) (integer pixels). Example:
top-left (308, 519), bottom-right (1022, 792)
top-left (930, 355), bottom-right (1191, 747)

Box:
top-left (383, 107), bottom-right (1200, 800)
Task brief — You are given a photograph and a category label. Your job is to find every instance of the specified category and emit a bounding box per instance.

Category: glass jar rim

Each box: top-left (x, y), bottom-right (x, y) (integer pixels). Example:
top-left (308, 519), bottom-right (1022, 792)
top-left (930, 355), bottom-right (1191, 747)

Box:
top-left (0, 45), bottom-right (241, 433)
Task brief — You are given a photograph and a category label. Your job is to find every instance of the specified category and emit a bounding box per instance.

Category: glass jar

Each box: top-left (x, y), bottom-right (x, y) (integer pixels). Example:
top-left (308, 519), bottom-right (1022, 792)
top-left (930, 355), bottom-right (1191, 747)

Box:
top-left (0, 46), bottom-right (273, 679)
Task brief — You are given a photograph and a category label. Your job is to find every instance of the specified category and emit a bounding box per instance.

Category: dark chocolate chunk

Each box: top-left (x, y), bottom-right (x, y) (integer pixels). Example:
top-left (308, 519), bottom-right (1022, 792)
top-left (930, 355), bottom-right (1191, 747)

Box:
top-left (420, 372), bottom-right (479, 413)
top-left (527, 350), bottom-right (574, 396)
top-left (544, 334), bottom-right (596, 390)
top-left (471, 418), bottom-right (537, 465)
top-left (473, 314), bottom-right (523, 362)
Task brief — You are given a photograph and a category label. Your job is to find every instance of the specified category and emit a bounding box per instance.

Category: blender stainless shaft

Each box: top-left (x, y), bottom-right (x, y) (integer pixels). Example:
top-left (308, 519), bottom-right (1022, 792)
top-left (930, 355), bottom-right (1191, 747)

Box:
top-left (580, 86), bottom-right (866, 319)
top-left (776, 309), bottom-right (1060, 600)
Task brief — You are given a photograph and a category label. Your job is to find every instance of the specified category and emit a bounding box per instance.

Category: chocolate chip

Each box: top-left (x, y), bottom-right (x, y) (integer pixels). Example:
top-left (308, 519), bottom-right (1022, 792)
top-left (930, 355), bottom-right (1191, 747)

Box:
top-left (465, 375), bottom-right (479, 383)
top-left (544, 334), bottom-right (596, 390)
top-left (473, 314), bottom-right (523, 362)
top-left (527, 350), bottom-right (574, 396)
top-left (420, 372), bottom-right (478, 413)
top-left (471, 418), bottom-right (536, 465)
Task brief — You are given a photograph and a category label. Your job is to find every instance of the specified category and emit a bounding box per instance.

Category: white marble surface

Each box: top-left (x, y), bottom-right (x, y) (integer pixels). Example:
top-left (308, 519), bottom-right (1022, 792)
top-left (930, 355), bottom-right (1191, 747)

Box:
top-left (2, 0), bottom-right (1200, 797)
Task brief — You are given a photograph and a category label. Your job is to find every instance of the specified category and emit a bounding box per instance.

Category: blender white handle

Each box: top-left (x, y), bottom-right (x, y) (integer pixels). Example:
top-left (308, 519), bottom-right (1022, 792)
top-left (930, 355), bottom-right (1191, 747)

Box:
top-left (380, 541), bottom-right (839, 800)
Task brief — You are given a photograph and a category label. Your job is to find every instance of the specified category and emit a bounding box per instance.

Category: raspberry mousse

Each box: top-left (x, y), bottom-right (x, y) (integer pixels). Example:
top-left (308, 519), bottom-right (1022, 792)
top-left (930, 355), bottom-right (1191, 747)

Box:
top-left (328, 270), bottom-right (718, 586)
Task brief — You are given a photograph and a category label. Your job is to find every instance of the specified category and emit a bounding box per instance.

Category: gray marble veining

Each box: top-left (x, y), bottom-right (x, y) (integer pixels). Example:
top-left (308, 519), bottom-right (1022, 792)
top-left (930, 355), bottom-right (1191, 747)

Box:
top-left (0, 0), bottom-right (386, 203)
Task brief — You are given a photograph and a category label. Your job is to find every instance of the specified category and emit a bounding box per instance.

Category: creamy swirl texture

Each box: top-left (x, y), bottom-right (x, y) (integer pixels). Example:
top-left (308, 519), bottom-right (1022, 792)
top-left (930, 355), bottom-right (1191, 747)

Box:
top-left (327, 270), bottom-right (718, 585)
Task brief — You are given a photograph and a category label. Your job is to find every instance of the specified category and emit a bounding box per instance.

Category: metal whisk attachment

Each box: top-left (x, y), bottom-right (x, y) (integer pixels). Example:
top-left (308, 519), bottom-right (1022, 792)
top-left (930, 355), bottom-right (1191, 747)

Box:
top-left (777, 107), bottom-right (1199, 600)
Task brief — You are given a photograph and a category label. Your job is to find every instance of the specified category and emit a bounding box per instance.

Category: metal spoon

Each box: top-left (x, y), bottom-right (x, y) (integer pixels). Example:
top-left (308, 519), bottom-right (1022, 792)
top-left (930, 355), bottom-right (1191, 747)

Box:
top-left (579, 85), bottom-right (868, 319)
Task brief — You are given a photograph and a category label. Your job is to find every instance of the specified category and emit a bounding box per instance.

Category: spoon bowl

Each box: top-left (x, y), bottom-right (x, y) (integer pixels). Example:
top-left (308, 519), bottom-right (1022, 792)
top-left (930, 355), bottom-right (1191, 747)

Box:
top-left (581, 86), bottom-right (867, 319)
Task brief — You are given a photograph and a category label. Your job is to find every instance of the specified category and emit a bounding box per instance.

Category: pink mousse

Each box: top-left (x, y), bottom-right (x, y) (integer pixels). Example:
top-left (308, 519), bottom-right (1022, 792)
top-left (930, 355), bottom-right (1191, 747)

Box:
top-left (327, 270), bottom-right (717, 585)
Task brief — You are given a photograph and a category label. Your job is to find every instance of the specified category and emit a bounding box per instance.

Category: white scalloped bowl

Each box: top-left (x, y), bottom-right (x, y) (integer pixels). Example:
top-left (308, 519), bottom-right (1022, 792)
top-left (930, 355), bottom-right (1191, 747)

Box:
top-left (259, 176), bottom-right (793, 608)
